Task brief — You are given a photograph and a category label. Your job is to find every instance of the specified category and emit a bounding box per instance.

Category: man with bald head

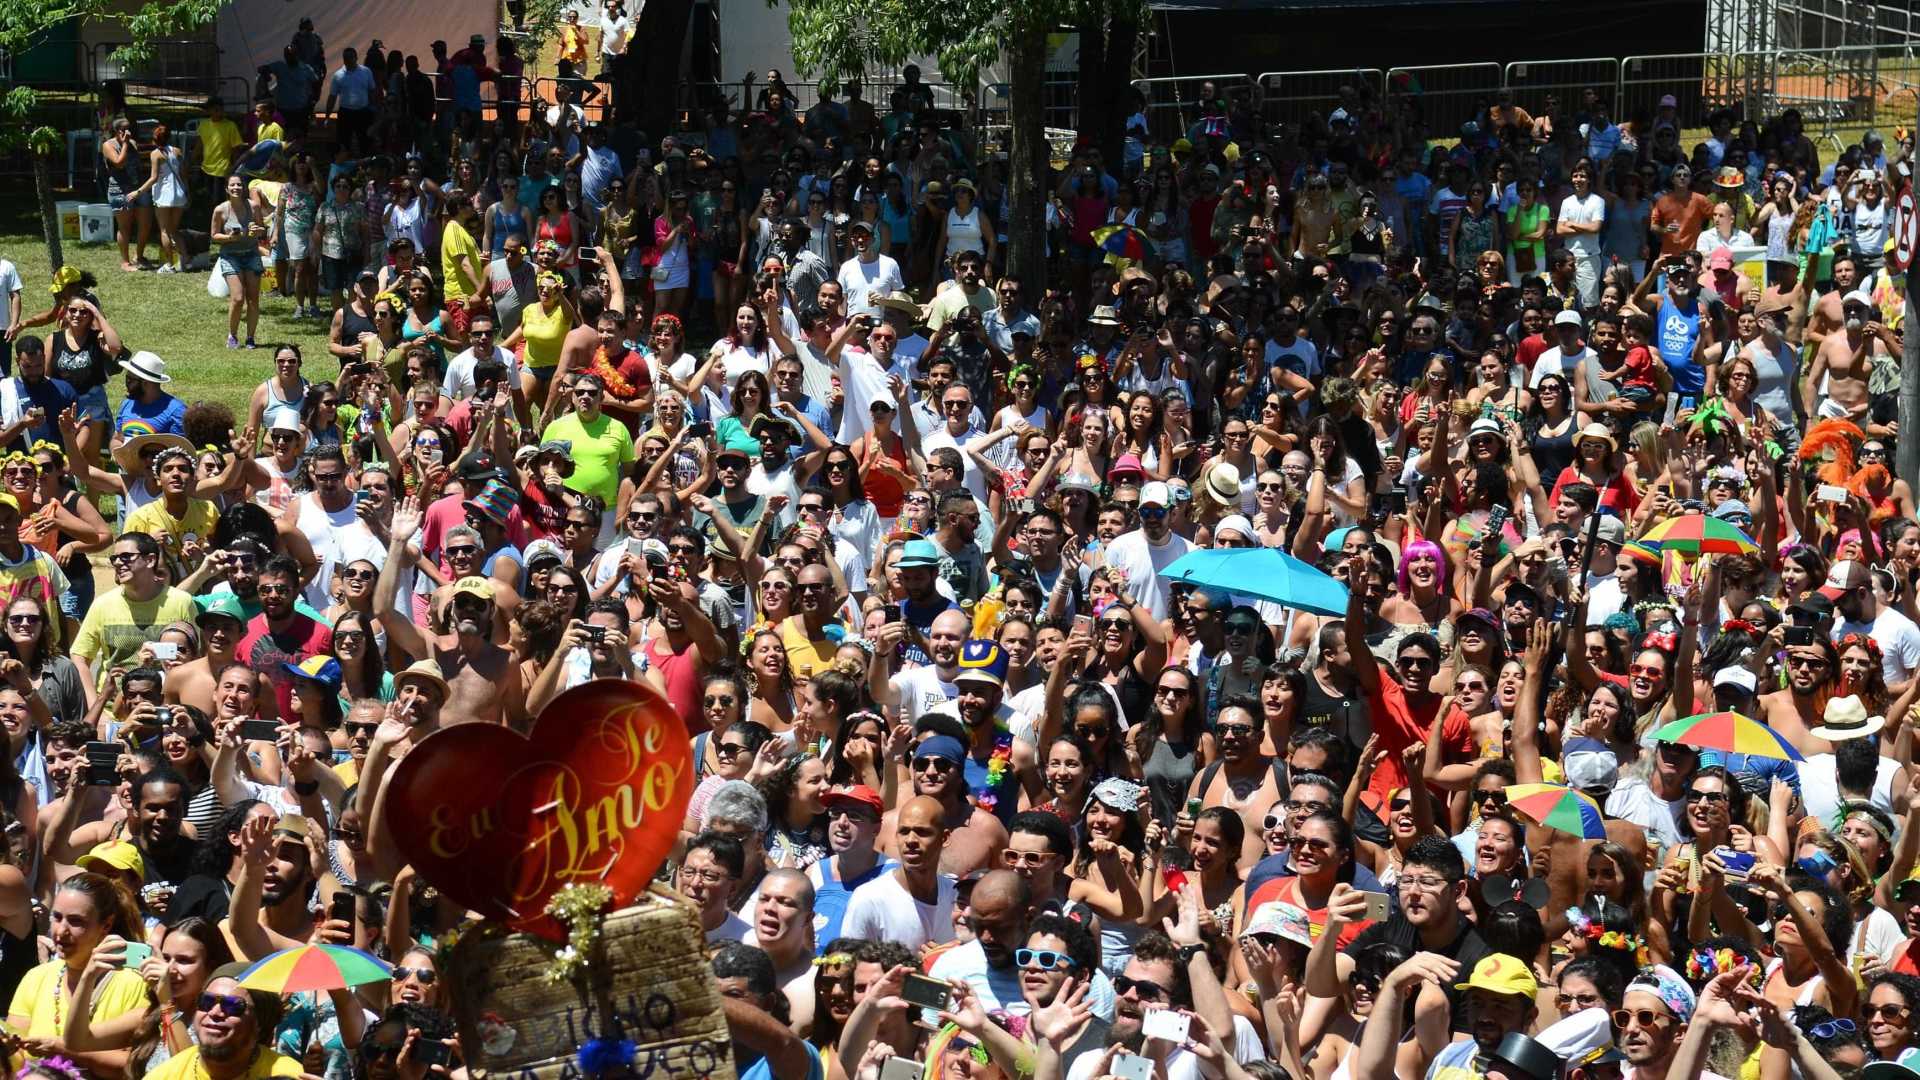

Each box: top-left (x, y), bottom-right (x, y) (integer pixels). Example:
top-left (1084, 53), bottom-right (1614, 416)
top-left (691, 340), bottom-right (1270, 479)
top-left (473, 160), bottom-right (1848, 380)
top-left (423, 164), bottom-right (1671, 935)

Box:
top-left (842, 795), bottom-right (957, 952)
top-left (745, 868), bottom-right (820, 1029)
top-left (929, 868), bottom-right (1032, 1014)
top-left (884, 606), bottom-right (972, 724)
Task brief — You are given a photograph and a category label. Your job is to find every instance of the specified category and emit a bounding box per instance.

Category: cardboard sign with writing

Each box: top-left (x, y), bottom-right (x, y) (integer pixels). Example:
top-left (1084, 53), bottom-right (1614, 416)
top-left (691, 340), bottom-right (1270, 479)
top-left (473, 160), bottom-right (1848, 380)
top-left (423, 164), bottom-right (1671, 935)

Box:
top-left (446, 888), bottom-right (736, 1080)
top-left (384, 679), bottom-right (692, 939)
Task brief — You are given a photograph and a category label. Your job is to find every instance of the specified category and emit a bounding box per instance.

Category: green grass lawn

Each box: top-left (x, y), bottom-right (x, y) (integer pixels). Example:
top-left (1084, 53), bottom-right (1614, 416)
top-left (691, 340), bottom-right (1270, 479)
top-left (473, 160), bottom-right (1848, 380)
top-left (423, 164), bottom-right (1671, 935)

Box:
top-left (1, 196), bottom-right (337, 417)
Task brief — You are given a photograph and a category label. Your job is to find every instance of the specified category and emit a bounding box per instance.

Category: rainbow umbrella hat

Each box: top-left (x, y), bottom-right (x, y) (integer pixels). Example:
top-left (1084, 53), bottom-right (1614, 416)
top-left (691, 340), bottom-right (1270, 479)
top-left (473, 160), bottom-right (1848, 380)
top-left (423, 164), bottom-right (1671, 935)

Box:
top-left (1640, 513), bottom-right (1758, 556)
top-left (236, 943), bottom-right (391, 993)
top-left (1650, 711), bottom-right (1804, 762)
top-left (1090, 223), bottom-right (1155, 261)
top-left (1503, 783), bottom-right (1606, 840)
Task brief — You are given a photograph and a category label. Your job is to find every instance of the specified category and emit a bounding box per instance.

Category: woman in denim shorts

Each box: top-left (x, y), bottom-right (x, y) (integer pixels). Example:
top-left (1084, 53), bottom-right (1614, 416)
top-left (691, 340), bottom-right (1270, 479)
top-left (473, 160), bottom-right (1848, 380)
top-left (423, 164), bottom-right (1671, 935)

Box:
top-left (211, 174), bottom-right (266, 349)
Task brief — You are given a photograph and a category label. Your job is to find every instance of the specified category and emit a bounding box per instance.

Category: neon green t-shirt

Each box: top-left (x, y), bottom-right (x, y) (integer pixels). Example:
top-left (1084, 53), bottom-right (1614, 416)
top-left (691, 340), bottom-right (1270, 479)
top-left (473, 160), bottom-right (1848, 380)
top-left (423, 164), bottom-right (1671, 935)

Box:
top-left (542, 411), bottom-right (635, 505)
top-left (441, 220), bottom-right (481, 302)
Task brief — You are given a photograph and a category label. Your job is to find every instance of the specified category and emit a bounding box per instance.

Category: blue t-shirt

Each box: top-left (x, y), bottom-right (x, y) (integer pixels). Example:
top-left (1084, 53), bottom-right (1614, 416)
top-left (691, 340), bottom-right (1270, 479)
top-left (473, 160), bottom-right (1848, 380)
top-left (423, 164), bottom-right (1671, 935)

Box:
top-left (7, 377), bottom-right (76, 451)
top-left (813, 856), bottom-right (896, 950)
top-left (116, 392), bottom-right (188, 438)
top-left (1656, 296), bottom-right (1706, 396)
top-left (1396, 173), bottom-right (1434, 225)
top-left (738, 1041), bottom-right (823, 1080)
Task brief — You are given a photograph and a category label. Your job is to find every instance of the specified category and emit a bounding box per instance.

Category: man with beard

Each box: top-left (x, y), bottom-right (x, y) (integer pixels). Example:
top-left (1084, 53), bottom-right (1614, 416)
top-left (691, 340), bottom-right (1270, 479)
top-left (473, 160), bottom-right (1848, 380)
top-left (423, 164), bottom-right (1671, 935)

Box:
top-left (1185, 696), bottom-right (1286, 830)
top-left (1825, 558), bottom-right (1920, 689)
top-left (632, 572), bottom-right (727, 729)
top-left (457, 479), bottom-right (525, 596)
top-left (682, 831), bottom-right (752, 943)
top-left (918, 641), bottom-right (1031, 824)
top-left (1357, 952), bottom-right (1536, 1079)
top-left (378, 500), bottom-right (527, 728)
top-left (225, 813), bottom-right (320, 952)
top-left (1293, 621), bottom-right (1369, 754)
top-left (1342, 836), bottom-right (1491, 1029)
top-left (0, 336), bottom-right (76, 451)
top-left (1805, 251), bottom-right (1862, 354)
top-left (1759, 632), bottom-right (1842, 759)
top-left (237, 556), bottom-right (332, 721)
top-left (845, 794), bottom-right (957, 952)
top-left (778, 562), bottom-right (845, 681)
top-left (138, 970), bottom-right (297, 1080)
top-left (49, 766), bottom-right (194, 892)
top-left (928, 868), bottom-right (1031, 1014)
top-left (1057, 897), bottom-right (1254, 1079)
top-left (1100, 482), bottom-right (1190, 621)
top-left (577, 307), bottom-right (653, 433)
top-left (1613, 966), bottom-right (1695, 1079)
top-left (71, 532), bottom-right (196, 693)
top-left (742, 869), bottom-right (819, 1028)
top-left (807, 784), bottom-right (890, 946)
top-left (164, 595), bottom-right (267, 718)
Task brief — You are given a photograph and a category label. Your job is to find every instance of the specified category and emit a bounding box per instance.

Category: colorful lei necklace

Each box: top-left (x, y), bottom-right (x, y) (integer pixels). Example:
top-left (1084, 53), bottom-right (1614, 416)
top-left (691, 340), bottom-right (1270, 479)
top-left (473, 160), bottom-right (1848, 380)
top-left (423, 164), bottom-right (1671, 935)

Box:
top-left (976, 720), bottom-right (1014, 810)
top-left (590, 346), bottom-right (640, 399)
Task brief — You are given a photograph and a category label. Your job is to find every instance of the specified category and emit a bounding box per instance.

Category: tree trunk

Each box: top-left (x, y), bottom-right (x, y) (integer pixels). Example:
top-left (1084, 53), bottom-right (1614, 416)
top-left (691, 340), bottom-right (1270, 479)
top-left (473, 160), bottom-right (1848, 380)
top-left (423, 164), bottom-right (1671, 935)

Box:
top-left (1007, 27), bottom-right (1048, 294)
top-left (1100, 11), bottom-right (1136, 170)
top-left (1077, 16), bottom-right (1106, 158)
top-left (34, 151), bottom-right (62, 274)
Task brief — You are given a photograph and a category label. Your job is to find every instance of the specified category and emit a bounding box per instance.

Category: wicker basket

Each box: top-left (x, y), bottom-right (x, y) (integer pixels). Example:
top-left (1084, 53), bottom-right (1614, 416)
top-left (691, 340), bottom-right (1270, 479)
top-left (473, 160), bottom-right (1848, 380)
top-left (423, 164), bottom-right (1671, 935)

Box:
top-left (444, 885), bottom-right (737, 1080)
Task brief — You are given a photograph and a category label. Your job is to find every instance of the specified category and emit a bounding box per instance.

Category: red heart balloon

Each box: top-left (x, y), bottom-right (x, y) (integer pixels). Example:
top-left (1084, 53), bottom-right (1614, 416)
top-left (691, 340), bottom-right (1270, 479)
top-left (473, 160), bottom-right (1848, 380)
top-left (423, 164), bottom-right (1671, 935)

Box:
top-left (384, 678), bottom-right (693, 941)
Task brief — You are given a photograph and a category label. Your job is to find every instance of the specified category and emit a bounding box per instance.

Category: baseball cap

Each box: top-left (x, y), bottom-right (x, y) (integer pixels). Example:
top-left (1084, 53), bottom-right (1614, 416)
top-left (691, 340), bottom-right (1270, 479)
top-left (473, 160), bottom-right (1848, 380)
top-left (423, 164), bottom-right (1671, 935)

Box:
top-left (1553, 309), bottom-right (1583, 327)
top-left (194, 592), bottom-right (248, 625)
top-left (451, 576), bottom-right (496, 602)
top-left (1708, 247), bottom-right (1735, 270)
top-left (1455, 953), bottom-right (1538, 998)
top-left (823, 784), bottom-right (884, 815)
top-left (1140, 481), bottom-right (1172, 507)
top-left (283, 655), bottom-right (342, 688)
top-left (1844, 289), bottom-right (1877, 310)
top-left (1819, 559), bottom-right (1870, 600)
top-left (457, 453), bottom-right (498, 481)
top-left (1592, 515), bottom-right (1626, 545)
top-left (77, 839), bottom-right (146, 880)
top-left (1710, 498), bottom-right (1752, 523)
top-left (1713, 666), bottom-right (1759, 694)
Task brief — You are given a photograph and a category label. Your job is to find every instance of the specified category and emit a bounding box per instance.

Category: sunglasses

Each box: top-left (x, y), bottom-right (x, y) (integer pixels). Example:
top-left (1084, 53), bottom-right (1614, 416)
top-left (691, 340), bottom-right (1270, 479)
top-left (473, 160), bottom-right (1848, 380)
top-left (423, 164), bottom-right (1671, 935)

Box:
top-left (392, 966), bottom-right (438, 984)
top-left (1612, 1008), bottom-right (1670, 1030)
top-left (913, 756), bottom-right (957, 772)
top-left (1685, 789), bottom-right (1728, 804)
top-left (1114, 975), bottom-right (1168, 1001)
top-left (199, 992), bottom-right (251, 1016)
top-left (1015, 948), bottom-right (1076, 970)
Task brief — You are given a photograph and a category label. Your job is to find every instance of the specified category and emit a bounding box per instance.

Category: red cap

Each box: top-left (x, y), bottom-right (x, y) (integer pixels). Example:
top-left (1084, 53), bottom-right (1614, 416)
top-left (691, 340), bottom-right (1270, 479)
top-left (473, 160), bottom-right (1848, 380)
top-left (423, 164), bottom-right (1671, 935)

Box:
top-left (823, 784), bottom-right (884, 815)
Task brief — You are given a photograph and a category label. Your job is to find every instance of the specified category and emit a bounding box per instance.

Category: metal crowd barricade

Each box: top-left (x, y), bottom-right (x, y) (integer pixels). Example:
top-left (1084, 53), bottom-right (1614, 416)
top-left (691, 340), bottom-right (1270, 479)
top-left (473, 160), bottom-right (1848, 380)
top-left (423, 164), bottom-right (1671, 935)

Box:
top-left (1130, 72), bottom-right (1253, 142)
top-left (1255, 68), bottom-right (1384, 131)
top-left (1385, 62), bottom-right (1502, 131)
top-left (1618, 53), bottom-right (1713, 125)
top-left (1763, 44), bottom-right (1882, 127)
top-left (1502, 58), bottom-right (1619, 122)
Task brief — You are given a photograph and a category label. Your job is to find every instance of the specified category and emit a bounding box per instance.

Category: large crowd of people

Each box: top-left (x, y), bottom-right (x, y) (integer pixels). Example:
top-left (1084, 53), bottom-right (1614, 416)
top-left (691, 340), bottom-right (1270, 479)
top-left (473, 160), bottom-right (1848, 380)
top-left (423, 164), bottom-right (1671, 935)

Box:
top-left (3, 6), bottom-right (1920, 1080)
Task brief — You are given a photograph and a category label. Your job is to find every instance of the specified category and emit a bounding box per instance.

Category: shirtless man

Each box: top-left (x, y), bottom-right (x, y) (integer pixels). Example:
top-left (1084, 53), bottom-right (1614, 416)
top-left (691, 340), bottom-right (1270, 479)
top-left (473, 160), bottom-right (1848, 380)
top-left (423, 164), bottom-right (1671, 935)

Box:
top-left (376, 498), bottom-right (526, 728)
top-left (1803, 288), bottom-right (1893, 421)
top-left (1803, 252), bottom-right (1861, 354)
top-left (877, 733), bottom-right (1005, 876)
top-left (1759, 640), bottom-right (1836, 757)
top-left (1184, 697), bottom-right (1285, 844)
top-left (164, 593), bottom-right (268, 717)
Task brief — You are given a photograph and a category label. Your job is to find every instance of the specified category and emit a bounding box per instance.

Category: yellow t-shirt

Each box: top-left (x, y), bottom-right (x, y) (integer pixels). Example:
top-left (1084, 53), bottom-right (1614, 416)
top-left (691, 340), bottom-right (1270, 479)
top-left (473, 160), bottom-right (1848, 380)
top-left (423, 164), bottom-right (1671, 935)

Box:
top-left (520, 299), bottom-right (572, 370)
top-left (199, 119), bottom-right (243, 177)
top-left (256, 121), bottom-right (285, 145)
top-left (441, 220), bottom-right (481, 302)
top-left (147, 1047), bottom-right (304, 1080)
top-left (7, 961), bottom-right (149, 1045)
top-left (125, 498), bottom-right (220, 563)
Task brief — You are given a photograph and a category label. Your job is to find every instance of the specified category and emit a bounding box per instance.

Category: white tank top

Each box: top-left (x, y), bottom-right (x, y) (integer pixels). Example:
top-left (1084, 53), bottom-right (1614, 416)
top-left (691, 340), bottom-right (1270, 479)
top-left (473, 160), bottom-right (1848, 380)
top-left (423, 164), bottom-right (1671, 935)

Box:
top-left (945, 205), bottom-right (985, 258)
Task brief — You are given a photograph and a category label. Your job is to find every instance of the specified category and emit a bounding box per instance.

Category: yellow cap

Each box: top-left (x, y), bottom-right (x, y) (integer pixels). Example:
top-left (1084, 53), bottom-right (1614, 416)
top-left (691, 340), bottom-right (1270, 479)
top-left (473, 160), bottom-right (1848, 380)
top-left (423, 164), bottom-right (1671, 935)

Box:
top-left (1455, 953), bottom-right (1537, 998)
top-left (77, 839), bottom-right (146, 881)
top-left (451, 576), bottom-right (495, 601)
